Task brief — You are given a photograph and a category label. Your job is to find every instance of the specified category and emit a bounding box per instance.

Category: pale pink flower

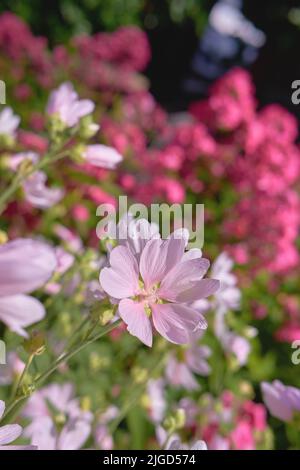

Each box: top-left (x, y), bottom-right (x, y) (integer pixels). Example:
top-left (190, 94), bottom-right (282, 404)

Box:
top-left (0, 107), bottom-right (20, 138)
top-left (83, 144), bottom-right (123, 169)
top-left (23, 383), bottom-right (92, 450)
top-left (166, 438), bottom-right (207, 450)
top-left (211, 252), bottom-right (241, 315)
top-left (8, 151), bottom-right (39, 171)
top-left (94, 406), bottom-right (118, 450)
top-left (0, 352), bottom-right (25, 385)
top-left (46, 82), bottom-right (94, 127)
top-left (23, 171), bottom-right (64, 209)
top-left (44, 247), bottom-right (75, 295)
top-left (54, 224), bottom-right (83, 252)
top-left (222, 333), bottom-right (251, 366)
top-left (261, 380), bottom-right (300, 422)
top-left (0, 400), bottom-right (36, 450)
top-left (146, 379), bottom-right (166, 423)
top-left (0, 238), bottom-right (56, 336)
top-left (100, 231), bottom-right (220, 346)
top-left (166, 344), bottom-right (211, 390)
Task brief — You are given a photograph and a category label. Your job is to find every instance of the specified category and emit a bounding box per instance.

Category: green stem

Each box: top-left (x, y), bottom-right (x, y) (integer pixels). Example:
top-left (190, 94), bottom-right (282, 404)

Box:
top-left (109, 352), bottom-right (168, 434)
top-left (0, 319), bottom-right (122, 424)
top-left (34, 319), bottom-right (122, 387)
top-left (14, 354), bottom-right (34, 399)
top-left (0, 147), bottom-right (70, 215)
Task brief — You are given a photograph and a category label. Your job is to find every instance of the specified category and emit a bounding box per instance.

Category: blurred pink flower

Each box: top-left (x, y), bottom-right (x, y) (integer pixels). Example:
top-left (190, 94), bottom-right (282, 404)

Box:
top-left (0, 238), bottom-right (56, 336)
top-left (261, 380), bottom-right (300, 422)
top-left (0, 400), bottom-right (36, 450)
top-left (23, 383), bottom-right (92, 450)
top-left (165, 344), bottom-right (211, 390)
top-left (0, 107), bottom-right (20, 138)
top-left (8, 151), bottom-right (39, 171)
top-left (230, 420), bottom-right (255, 450)
top-left (100, 231), bottom-right (219, 346)
top-left (146, 379), bottom-right (166, 424)
top-left (0, 352), bottom-right (25, 385)
top-left (46, 82), bottom-right (94, 127)
top-left (166, 438), bottom-right (207, 450)
top-left (83, 144), bottom-right (123, 169)
top-left (23, 171), bottom-right (64, 209)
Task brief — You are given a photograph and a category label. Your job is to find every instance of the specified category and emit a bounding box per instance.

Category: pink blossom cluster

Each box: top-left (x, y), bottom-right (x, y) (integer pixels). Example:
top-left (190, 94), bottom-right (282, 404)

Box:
top-left (190, 68), bottom-right (300, 274)
top-left (179, 391), bottom-right (268, 450)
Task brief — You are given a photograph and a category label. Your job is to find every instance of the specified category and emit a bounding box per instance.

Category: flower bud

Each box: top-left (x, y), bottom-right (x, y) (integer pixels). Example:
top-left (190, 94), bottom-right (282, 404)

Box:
top-left (23, 331), bottom-right (46, 356)
top-left (78, 116), bottom-right (100, 139)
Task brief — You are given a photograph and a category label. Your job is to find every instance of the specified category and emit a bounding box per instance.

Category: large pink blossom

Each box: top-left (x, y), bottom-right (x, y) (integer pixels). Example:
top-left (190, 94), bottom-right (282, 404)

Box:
top-left (0, 238), bottom-right (56, 336)
top-left (100, 229), bottom-right (219, 346)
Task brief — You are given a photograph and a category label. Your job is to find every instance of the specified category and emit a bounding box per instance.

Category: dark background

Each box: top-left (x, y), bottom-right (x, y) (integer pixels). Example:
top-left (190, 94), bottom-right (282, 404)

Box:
top-left (1, 0), bottom-right (300, 116)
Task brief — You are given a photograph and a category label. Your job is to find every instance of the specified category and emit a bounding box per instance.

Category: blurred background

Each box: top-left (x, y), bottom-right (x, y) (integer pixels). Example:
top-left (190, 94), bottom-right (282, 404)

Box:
top-left (1, 0), bottom-right (300, 115)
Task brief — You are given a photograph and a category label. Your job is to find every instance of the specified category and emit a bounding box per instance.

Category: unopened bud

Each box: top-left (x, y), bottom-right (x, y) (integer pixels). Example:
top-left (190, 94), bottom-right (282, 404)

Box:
top-left (79, 116), bottom-right (100, 139)
top-left (23, 331), bottom-right (46, 356)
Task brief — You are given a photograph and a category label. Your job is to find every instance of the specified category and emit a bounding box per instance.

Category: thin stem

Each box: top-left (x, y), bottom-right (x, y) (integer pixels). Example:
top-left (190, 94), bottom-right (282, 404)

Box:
top-left (0, 319), bottom-right (122, 424)
top-left (109, 352), bottom-right (168, 434)
top-left (14, 354), bottom-right (34, 399)
top-left (34, 319), bottom-right (122, 387)
top-left (0, 147), bottom-right (70, 215)
top-left (63, 315), bottom-right (90, 352)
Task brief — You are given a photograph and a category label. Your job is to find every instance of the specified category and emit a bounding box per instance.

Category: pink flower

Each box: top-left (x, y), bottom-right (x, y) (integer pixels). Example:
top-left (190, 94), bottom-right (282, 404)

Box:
top-left (167, 438), bottom-right (207, 450)
top-left (8, 152), bottom-right (39, 171)
top-left (0, 107), bottom-right (20, 138)
top-left (23, 171), bottom-right (64, 209)
top-left (46, 82), bottom-right (94, 127)
top-left (100, 230), bottom-right (220, 346)
top-left (261, 380), bottom-right (300, 422)
top-left (166, 344), bottom-right (211, 390)
top-left (211, 252), bottom-right (241, 314)
top-left (83, 144), bottom-right (123, 169)
top-left (54, 224), bottom-right (83, 252)
top-left (0, 352), bottom-right (25, 385)
top-left (230, 420), bottom-right (255, 450)
top-left (0, 400), bottom-right (36, 450)
top-left (23, 383), bottom-right (92, 450)
top-left (146, 379), bottom-right (166, 423)
top-left (94, 406), bottom-right (118, 450)
top-left (0, 238), bottom-right (56, 336)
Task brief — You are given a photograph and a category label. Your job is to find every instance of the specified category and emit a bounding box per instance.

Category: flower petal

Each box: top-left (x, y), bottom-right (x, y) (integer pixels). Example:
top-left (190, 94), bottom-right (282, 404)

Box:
top-left (159, 258), bottom-right (210, 301)
top-left (0, 401), bottom-right (5, 420)
top-left (84, 145), bottom-right (123, 169)
top-left (173, 279), bottom-right (220, 303)
top-left (100, 246), bottom-right (139, 299)
top-left (0, 238), bottom-right (56, 296)
top-left (119, 299), bottom-right (153, 347)
top-left (140, 235), bottom-right (185, 289)
top-left (0, 295), bottom-right (45, 337)
top-left (58, 419), bottom-right (91, 450)
top-left (152, 303), bottom-right (206, 345)
top-left (0, 424), bottom-right (22, 446)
